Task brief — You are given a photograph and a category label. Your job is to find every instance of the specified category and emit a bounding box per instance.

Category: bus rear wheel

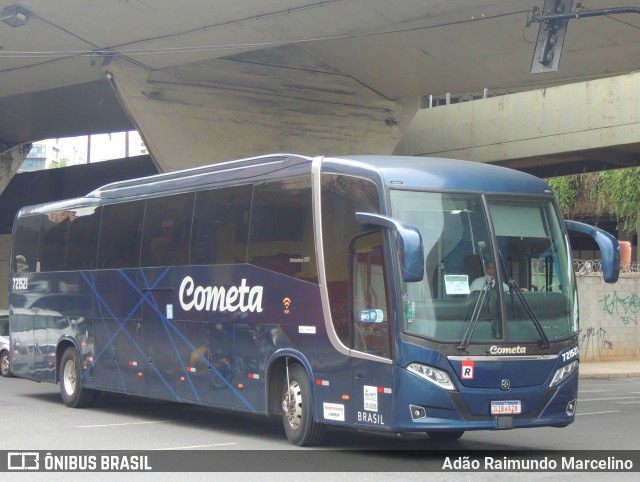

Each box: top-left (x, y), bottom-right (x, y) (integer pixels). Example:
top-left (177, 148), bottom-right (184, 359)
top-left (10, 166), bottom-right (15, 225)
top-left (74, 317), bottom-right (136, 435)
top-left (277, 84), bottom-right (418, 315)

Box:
top-left (427, 431), bottom-right (464, 441)
top-left (60, 347), bottom-right (97, 408)
top-left (1, 351), bottom-right (11, 377)
top-left (281, 363), bottom-right (325, 446)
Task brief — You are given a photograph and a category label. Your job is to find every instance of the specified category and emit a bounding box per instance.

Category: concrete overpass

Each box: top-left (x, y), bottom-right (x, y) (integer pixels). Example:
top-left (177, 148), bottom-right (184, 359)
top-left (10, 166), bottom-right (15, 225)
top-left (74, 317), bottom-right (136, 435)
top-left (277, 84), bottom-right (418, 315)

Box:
top-left (3, 0), bottom-right (640, 309)
top-left (395, 72), bottom-right (640, 178)
top-left (3, 0), bottom-right (640, 185)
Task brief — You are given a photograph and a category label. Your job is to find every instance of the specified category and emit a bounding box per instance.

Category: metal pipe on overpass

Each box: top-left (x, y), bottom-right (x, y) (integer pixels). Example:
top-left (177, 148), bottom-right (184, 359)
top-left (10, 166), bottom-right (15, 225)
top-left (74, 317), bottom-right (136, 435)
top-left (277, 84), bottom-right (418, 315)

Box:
top-left (529, 6), bottom-right (640, 25)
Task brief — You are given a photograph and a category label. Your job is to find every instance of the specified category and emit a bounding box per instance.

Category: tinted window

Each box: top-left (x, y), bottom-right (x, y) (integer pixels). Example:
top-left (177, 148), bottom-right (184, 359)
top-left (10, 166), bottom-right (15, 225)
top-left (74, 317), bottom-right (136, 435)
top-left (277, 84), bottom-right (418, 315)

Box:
top-left (66, 206), bottom-right (101, 270)
top-left (190, 185), bottom-right (252, 265)
top-left (248, 177), bottom-right (317, 281)
top-left (97, 200), bottom-right (145, 269)
top-left (12, 214), bottom-right (41, 273)
top-left (321, 174), bottom-right (380, 347)
top-left (38, 211), bottom-right (72, 272)
top-left (141, 193), bottom-right (194, 267)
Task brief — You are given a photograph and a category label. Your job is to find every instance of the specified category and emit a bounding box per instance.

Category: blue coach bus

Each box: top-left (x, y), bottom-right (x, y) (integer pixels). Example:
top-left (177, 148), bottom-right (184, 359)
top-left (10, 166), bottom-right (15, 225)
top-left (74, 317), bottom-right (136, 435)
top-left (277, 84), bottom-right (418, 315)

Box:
top-left (8, 154), bottom-right (619, 446)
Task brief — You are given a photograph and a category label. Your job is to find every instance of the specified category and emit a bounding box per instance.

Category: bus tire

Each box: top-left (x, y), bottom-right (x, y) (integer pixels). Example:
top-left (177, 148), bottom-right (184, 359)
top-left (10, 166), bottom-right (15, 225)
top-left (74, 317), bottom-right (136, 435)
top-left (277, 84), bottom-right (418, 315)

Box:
top-left (60, 346), bottom-right (97, 408)
top-left (427, 430), bottom-right (464, 441)
top-left (1, 350), bottom-right (11, 377)
top-left (281, 363), bottom-right (325, 446)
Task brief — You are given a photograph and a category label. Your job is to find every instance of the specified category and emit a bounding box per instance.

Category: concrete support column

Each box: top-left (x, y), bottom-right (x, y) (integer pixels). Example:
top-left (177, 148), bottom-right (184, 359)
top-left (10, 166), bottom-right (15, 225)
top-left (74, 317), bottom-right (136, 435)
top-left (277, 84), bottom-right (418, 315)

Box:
top-left (1, 142), bottom-right (31, 192)
top-left (0, 234), bottom-right (9, 309)
top-left (0, 143), bottom-right (30, 308)
top-left (104, 58), bottom-right (418, 173)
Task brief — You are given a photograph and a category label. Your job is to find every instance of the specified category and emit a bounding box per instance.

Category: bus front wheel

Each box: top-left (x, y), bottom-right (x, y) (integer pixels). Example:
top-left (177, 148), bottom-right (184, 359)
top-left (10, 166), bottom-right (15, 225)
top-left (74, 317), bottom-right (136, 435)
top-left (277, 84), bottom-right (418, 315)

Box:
top-left (281, 363), bottom-right (325, 446)
top-left (59, 347), bottom-right (97, 408)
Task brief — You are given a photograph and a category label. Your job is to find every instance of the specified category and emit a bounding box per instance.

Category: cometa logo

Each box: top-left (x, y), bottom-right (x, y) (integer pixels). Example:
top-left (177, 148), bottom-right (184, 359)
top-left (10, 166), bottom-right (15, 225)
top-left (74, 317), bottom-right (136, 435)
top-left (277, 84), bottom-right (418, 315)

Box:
top-left (179, 276), bottom-right (264, 313)
top-left (488, 345), bottom-right (527, 355)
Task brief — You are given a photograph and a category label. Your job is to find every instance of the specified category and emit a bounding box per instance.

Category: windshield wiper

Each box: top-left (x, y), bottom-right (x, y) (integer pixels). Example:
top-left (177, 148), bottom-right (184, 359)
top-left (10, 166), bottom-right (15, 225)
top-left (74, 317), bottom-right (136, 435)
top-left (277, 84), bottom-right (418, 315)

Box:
top-left (494, 253), bottom-right (551, 350)
top-left (458, 257), bottom-right (552, 351)
top-left (507, 279), bottom-right (551, 350)
top-left (457, 277), bottom-right (490, 350)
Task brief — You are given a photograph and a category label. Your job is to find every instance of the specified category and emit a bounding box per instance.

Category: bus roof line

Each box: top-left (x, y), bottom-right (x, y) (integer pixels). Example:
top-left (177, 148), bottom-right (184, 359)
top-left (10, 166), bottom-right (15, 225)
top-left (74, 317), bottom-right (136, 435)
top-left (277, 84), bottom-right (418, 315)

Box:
top-left (86, 153), bottom-right (312, 198)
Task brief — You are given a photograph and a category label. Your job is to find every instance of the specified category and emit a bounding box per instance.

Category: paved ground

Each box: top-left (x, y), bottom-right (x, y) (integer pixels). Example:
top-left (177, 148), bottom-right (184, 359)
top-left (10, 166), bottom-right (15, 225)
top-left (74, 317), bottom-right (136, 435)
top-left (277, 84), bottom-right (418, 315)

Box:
top-left (580, 359), bottom-right (640, 379)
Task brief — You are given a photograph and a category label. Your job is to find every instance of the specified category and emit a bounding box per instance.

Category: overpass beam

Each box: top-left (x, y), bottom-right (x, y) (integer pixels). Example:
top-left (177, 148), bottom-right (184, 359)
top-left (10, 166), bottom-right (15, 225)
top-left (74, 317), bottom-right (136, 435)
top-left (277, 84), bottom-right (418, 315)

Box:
top-left (395, 72), bottom-right (640, 176)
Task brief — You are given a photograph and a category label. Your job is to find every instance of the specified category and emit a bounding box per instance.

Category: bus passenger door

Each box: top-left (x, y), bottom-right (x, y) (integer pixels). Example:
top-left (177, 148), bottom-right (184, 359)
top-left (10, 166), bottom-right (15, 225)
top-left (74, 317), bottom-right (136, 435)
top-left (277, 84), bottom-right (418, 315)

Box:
top-left (349, 232), bottom-right (394, 428)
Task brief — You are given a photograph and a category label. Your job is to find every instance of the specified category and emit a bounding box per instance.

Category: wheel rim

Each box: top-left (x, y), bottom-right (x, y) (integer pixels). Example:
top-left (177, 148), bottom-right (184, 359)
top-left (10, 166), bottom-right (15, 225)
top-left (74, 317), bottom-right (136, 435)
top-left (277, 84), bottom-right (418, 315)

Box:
top-left (1, 354), bottom-right (9, 375)
top-left (283, 380), bottom-right (303, 430)
top-left (63, 358), bottom-right (77, 395)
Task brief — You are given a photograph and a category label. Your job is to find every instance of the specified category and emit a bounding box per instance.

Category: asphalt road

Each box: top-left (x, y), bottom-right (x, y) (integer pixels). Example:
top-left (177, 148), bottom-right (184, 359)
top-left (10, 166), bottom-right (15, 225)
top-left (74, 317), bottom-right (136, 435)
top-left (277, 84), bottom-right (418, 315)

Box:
top-left (1, 375), bottom-right (639, 478)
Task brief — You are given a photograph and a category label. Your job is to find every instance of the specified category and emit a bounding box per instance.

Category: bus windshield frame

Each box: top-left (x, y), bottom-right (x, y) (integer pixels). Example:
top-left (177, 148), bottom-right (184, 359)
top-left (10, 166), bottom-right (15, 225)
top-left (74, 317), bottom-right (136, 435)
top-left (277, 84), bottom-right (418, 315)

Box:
top-left (389, 189), bottom-right (577, 346)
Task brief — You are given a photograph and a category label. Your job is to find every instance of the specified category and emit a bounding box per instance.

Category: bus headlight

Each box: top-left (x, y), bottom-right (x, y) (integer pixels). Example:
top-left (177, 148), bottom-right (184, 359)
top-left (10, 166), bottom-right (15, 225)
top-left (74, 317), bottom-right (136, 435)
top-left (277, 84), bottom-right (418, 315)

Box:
top-left (407, 363), bottom-right (455, 391)
top-left (550, 360), bottom-right (579, 388)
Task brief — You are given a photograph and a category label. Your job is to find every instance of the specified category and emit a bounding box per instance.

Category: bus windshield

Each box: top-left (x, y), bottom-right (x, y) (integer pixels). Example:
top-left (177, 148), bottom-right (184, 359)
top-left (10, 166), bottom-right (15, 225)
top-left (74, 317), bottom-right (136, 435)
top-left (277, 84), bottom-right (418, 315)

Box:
top-left (390, 190), bottom-right (577, 344)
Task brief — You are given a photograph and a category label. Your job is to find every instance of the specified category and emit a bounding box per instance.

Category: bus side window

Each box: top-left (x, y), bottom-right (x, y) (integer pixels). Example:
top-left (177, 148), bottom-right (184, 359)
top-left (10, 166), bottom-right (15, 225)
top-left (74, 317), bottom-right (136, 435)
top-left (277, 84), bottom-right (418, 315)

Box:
top-left (12, 214), bottom-right (41, 273)
top-left (97, 200), bottom-right (145, 269)
top-left (38, 211), bottom-right (71, 272)
top-left (190, 185), bottom-right (252, 265)
top-left (141, 193), bottom-right (194, 267)
top-left (66, 206), bottom-right (101, 271)
top-left (248, 177), bottom-right (318, 282)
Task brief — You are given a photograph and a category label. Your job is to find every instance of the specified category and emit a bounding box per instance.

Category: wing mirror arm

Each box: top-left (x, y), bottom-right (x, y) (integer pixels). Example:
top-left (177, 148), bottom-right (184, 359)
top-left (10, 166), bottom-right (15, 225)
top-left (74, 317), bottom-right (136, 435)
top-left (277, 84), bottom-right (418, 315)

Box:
top-left (565, 220), bottom-right (620, 283)
top-left (355, 212), bottom-right (424, 282)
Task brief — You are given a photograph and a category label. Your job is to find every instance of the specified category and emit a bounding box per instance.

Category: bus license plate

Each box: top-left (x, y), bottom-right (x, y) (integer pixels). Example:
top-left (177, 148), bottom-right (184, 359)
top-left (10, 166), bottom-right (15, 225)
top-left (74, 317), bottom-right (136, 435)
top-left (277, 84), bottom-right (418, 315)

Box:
top-left (491, 400), bottom-right (521, 415)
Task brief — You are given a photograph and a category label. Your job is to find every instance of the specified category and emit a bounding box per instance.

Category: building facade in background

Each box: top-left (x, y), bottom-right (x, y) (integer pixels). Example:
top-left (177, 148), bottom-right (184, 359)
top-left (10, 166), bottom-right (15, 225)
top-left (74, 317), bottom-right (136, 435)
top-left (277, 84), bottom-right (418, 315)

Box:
top-left (20, 131), bottom-right (147, 172)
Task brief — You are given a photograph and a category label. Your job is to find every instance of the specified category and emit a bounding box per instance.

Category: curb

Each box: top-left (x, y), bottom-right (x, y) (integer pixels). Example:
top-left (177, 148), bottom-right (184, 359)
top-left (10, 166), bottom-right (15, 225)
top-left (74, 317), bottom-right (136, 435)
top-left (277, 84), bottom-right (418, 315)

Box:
top-left (579, 371), bottom-right (640, 380)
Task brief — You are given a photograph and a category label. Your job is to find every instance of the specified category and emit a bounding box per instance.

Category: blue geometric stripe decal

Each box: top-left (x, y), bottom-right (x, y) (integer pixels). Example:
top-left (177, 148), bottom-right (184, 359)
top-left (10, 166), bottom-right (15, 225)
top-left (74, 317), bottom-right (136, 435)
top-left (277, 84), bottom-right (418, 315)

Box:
top-left (79, 268), bottom-right (254, 411)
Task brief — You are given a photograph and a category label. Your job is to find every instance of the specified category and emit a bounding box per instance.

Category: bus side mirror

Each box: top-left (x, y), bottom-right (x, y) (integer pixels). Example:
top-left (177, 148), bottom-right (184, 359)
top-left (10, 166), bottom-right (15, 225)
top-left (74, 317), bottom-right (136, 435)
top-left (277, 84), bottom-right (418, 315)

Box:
top-left (565, 220), bottom-right (620, 283)
top-left (355, 212), bottom-right (424, 282)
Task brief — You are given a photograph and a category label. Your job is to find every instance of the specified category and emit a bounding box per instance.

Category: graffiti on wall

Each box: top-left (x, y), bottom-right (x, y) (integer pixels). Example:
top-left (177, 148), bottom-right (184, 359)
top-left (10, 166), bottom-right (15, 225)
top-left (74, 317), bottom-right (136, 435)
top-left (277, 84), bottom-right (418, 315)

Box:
top-left (579, 326), bottom-right (613, 360)
top-left (599, 290), bottom-right (640, 326)
top-left (575, 276), bottom-right (640, 361)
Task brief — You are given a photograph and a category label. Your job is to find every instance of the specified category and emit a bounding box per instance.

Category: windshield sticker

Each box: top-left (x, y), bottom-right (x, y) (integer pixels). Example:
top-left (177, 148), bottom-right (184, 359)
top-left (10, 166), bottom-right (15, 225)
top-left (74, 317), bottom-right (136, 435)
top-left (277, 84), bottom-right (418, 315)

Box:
top-left (364, 385), bottom-right (378, 412)
top-left (444, 275), bottom-right (470, 295)
top-left (360, 309), bottom-right (384, 323)
top-left (406, 301), bottom-right (416, 323)
top-left (461, 359), bottom-right (475, 380)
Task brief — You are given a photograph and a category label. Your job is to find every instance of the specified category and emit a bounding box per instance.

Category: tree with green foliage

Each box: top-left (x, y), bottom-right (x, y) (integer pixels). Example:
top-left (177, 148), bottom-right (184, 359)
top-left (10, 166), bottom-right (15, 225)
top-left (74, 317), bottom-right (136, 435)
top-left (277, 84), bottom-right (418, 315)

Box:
top-left (51, 158), bottom-right (68, 168)
top-left (547, 175), bottom-right (578, 212)
top-left (547, 167), bottom-right (640, 230)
